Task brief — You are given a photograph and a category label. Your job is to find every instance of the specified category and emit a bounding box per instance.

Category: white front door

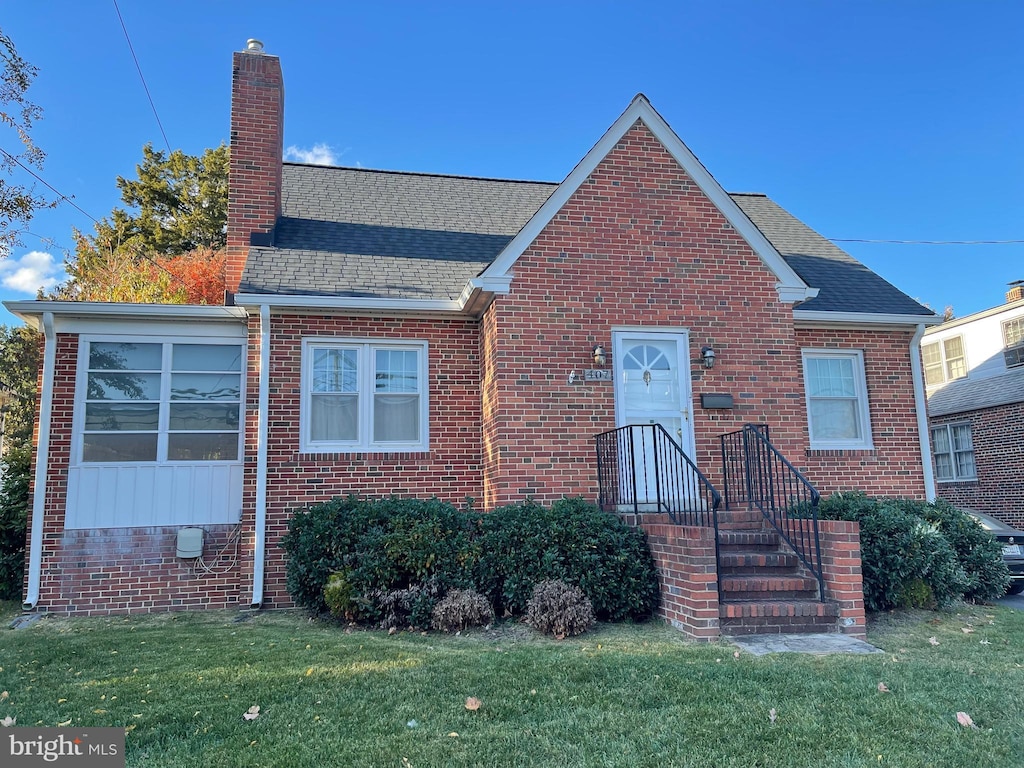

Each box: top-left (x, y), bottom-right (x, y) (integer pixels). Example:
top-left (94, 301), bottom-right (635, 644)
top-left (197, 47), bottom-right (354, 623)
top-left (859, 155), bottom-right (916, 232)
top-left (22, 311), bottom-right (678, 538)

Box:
top-left (612, 331), bottom-right (696, 505)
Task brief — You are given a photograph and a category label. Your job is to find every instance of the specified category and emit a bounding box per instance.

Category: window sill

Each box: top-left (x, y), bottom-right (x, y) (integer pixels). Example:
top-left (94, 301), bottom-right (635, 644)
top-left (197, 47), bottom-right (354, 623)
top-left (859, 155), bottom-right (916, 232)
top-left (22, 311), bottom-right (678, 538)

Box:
top-left (806, 446), bottom-right (877, 457)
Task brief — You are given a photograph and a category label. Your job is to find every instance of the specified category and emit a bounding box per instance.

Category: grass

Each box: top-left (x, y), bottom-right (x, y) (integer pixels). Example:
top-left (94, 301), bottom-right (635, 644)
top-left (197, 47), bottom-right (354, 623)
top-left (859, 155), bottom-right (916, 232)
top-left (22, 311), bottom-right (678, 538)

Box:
top-left (0, 601), bottom-right (1022, 767)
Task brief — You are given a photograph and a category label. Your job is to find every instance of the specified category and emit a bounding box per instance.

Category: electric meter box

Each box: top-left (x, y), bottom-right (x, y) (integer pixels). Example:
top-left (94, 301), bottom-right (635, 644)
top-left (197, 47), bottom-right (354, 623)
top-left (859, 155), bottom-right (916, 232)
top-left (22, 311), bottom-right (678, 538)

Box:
top-left (176, 527), bottom-right (204, 559)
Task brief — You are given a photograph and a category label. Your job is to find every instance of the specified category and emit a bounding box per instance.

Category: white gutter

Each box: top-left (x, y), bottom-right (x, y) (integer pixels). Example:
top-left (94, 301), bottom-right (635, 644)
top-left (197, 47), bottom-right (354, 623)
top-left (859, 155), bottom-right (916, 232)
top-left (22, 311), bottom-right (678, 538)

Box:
top-left (910, 322), bottom-right (936, 502)
top-left (24, 312), bottom-right (55, 609)
top-left (233, 293), bottom-right (463, 313)
top-left (794, 309), bottom-right (942, 327)
top-left (250, 304), bottom-right (271, 608)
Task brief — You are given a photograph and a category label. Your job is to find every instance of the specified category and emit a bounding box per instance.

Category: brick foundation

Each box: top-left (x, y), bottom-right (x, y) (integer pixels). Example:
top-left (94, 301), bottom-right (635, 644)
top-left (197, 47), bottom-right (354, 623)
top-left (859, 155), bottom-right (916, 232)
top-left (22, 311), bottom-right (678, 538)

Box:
top-left (817, 520), bottom-right (867, 639)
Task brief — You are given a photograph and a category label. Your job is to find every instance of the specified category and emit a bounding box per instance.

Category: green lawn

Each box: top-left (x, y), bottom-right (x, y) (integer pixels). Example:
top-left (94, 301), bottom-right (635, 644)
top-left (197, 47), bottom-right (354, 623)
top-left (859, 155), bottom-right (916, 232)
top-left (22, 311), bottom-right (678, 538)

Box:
top-left (0, 601), bottom-right (1021, 767)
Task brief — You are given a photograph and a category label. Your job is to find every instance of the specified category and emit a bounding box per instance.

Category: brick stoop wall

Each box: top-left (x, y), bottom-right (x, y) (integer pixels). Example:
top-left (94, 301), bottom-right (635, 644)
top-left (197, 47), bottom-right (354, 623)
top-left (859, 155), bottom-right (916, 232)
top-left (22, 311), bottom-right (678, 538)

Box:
top-left (816, 520), bottom-right (867, 639)
top-left (638, 522), bottom-right (720, 640)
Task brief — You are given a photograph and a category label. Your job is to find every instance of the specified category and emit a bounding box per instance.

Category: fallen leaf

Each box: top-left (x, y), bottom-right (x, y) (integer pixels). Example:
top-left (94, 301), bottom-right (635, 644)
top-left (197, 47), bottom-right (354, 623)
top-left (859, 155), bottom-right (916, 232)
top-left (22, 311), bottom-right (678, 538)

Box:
top-left (465, 697), bottom-right (482, 711)
top-left (733, 651), bottom-right (740, 659)
top-left (961, 627), bottom-right (975, 634)
top-left (406, 719), bottom-right (418, 728)
top-left (979, 640), bottom-right (991, 645)
top-left (93, 709), bottom-right (107, 714)
top-left (124, 724), bottom-right (136, 733)
top-left (0, 692), bottom-right (7, 700)
top-left (57, 698), bottom-right (67, 704)
top-left (57, 718), bottom-right (72, 727)
top-left (769, 708), bottom-right (777, 724)
top-left (956, 711), bottom-right (978, 729)
top-left (1, 716), bottom-right (16, 727)
top-left (928, 637), bottom-right (940, 646)
top-left (447, 732), bottom-right (459, 738)
top-left (242, 705), bottom-right (260, 721)
top-left (877, 682), bottom-right (890, 693)
top-left (388, 627), bottom-right (397, 636)
top-left (305, 668), bottom-right (314, 676)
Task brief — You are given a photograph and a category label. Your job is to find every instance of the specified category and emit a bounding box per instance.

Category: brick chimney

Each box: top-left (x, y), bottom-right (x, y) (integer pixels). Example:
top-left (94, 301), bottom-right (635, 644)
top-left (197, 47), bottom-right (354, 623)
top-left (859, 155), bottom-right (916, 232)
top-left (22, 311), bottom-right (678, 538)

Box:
top-left (225, 39), bottom-right (284, 296)
top-left (1007, 280), bottom-right (1024, 304)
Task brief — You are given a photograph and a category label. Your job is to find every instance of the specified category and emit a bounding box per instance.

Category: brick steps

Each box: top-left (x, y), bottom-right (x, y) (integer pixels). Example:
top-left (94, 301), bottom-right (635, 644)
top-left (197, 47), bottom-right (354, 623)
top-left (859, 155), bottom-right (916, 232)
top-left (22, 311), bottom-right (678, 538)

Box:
top-left (716, 513), bottom-right (837, 636)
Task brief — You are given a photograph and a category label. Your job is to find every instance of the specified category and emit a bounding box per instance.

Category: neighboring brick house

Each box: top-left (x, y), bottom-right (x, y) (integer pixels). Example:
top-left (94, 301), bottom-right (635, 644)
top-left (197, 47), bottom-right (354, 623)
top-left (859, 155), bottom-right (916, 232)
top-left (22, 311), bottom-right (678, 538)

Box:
top-left (6, 42), bottom-right (940, 636)
top-left (924, 283), bottom-right (1024, 529)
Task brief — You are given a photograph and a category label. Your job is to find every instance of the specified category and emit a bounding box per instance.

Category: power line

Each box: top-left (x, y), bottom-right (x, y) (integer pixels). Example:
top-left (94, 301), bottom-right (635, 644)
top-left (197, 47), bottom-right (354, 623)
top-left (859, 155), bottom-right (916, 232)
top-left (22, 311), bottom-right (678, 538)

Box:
top-left (830, 238), bottom-right (1024, 245)
top-left (0, 145), bottom-right (98, 223)
top-left (112, 0), bottom-right (171, 153)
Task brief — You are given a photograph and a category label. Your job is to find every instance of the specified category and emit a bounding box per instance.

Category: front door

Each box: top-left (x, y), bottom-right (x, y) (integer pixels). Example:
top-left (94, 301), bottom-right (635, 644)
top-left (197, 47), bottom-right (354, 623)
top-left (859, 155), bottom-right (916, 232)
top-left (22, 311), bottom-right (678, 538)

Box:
top-left (612, 330), bottom-right (696, 506)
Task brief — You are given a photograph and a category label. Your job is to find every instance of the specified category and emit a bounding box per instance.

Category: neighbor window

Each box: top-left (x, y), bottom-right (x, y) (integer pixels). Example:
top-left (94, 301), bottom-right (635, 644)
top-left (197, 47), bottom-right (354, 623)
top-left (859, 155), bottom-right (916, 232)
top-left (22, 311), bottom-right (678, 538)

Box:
top-left (301, 339), bottom-right (428, 452)
top-left (931, 423), bottom-right (976, 481)
top-left (802, 349), bottom-right (873, 450)
top-left (78, 340), bottom-right (243, 463)
top-left (1003, 317), bottom-right (1024, 369)
top-left (921, 335), bottom-right (967, 386)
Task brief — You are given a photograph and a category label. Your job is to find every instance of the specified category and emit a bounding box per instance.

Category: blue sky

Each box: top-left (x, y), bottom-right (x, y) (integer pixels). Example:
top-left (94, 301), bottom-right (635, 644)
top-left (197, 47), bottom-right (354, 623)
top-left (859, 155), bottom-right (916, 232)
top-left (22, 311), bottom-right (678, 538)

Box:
top-left (2, 1), bottom-right (1021, 326)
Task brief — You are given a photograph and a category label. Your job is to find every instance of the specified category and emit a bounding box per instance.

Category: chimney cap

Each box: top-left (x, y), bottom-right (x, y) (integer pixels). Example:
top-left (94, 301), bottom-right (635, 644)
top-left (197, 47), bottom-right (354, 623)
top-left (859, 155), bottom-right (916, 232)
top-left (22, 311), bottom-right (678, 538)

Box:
top-left (1009, 279), bottom-right (1024, 287)
top-left (246, 39), bottom-right (265, 53)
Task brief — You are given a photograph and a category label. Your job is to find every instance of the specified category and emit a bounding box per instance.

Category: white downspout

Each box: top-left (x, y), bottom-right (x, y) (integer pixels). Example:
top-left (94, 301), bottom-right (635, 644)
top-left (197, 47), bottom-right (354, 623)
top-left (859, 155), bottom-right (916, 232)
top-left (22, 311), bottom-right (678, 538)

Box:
top-left (24, 312), bottom-right (56, 609)
top-left (910, 323), bottom-right (936, 502)
top-left (250, 304), bottom-right (270, 608)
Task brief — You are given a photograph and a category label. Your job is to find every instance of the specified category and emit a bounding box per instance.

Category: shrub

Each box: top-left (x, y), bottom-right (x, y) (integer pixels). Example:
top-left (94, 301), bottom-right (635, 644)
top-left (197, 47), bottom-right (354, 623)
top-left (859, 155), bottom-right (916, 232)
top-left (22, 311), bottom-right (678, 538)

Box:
top-left (431, 589), bottom-right (494, 632)
top-left (474, 497), bottom-right (659, 621)
top-left (280, 496), bottom-right (479, 616)
top-left (817, 492), bottom-right (991, 610)
top-left (0, 446), bottom-right (30, 601)
top-left (323, 571), bottom-right (358, 619)
top-left (377, 582), bottom-right (442, 631)
top-left (525, 579), bottom-right (595, 637)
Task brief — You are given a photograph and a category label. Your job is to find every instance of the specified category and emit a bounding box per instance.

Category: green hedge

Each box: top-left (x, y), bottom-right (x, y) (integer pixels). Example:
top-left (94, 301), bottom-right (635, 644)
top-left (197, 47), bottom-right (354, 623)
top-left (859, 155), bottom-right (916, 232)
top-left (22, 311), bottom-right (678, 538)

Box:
top-left (280, 496), bottom-right (659, 624)
top-left (818, 492), bottom-right (1009, 611)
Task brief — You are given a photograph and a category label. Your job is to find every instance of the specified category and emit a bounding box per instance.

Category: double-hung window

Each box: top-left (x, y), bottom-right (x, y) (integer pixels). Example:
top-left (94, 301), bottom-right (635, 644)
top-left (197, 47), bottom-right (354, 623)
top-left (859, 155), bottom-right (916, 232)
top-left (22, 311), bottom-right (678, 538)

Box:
top-left (302, 339), bottom-right (428, 452)
top-left (80, 340), bottom-right (243, 463)
top-left (931, 423), bottom-right (976, 481)
top-left (921, 335), bottom-right (967, 386)
top-left (1003, 317), bottom-right (1024, 369)
top-left (801, 349), bottom-right (873, 450)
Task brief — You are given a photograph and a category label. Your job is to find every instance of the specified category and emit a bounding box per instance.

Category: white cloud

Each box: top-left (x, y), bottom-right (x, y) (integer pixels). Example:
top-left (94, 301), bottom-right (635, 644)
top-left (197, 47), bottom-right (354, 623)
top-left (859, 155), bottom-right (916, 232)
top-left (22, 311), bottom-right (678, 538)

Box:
top-left (284, 143), bottom-right (338, 166)
top-left (0, 250), bottom-right (65, 294)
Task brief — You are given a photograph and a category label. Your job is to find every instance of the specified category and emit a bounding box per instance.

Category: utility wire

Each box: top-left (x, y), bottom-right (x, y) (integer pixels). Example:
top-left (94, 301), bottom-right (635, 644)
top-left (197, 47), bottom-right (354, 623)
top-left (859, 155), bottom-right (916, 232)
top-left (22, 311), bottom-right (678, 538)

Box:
top-left (830, 238), bottom-right (1024, 245)
top-left (113, 0), bottom-right (171, 153)
top-left (0, 146), bottom-right (98, 223)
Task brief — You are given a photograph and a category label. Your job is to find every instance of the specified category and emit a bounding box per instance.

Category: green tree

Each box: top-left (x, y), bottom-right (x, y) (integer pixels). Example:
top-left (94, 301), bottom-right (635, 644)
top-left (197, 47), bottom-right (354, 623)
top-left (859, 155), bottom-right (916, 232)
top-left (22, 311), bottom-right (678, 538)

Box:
top-left (0, 325), bottom-right (40, 600)
top-left (94, 143), bottom-right (229, 256)
top-left (0, 27), bottom-right (55, 258)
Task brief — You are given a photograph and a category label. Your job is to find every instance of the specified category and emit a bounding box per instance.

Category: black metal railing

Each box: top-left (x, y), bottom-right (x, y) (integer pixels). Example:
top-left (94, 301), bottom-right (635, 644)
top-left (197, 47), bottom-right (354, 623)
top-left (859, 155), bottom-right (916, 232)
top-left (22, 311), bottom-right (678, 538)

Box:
top-left (720, 424), bottom-right (824, 599)
top-left (595, 424), bottom-right (722, 527)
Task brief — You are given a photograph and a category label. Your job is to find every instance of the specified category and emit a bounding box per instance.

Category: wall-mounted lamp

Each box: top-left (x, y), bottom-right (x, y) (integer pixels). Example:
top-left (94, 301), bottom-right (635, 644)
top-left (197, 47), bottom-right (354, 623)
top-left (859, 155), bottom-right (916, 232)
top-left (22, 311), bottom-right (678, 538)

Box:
top-left (592, 345), bottom-right (607, 366)
top-left (701, 345), bottom-right (717, 369)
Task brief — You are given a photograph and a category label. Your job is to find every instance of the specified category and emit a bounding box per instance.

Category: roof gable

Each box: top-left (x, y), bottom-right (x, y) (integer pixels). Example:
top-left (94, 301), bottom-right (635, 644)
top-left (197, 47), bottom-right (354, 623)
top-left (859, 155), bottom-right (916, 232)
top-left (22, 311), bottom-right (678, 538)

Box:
top-left (477, 94), bottom-right (817, 304)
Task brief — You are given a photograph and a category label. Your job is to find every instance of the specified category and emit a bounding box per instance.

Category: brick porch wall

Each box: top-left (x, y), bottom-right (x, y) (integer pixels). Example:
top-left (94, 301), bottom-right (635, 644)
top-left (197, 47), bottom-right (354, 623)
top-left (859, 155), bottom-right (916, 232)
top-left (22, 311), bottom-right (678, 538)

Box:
top-left (930, 402), bottom-right (1024, 529)
top-left (639, 522), bottom-right (720, 640)
top-left (817, 520), bottom-right (867, 639)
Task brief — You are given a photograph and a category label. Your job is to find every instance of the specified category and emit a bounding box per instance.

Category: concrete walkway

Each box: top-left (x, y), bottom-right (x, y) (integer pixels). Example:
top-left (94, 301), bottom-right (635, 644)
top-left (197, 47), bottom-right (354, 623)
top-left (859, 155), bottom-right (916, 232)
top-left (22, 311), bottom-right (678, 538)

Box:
top-left (731, 633), bottom-right (882, 656)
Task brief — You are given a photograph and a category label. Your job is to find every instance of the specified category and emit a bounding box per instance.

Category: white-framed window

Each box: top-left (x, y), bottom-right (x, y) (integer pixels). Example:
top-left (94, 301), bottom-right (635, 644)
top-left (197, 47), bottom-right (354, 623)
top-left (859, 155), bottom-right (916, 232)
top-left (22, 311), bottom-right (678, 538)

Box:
top-left (801, 349), bottom-right (873, 450)
top-left (75, 337), bottom-right (244, 464)
top-left (301, 338), bottom-right (428, 453)
top-left (1002, 317), bottom-right (1024, 369)
top-left (921, 335), bottom-right (967, 386)
top-left (931, 422), bottom-right (976, 481)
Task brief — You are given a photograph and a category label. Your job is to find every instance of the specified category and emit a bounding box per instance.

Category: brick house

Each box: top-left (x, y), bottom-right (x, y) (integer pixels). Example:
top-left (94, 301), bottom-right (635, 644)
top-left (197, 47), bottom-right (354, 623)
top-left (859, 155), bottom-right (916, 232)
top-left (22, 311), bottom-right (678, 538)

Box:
top-left (6, 41), bottom-right (941, 638)
top-left (924, 282), bottom-right (1024, 529)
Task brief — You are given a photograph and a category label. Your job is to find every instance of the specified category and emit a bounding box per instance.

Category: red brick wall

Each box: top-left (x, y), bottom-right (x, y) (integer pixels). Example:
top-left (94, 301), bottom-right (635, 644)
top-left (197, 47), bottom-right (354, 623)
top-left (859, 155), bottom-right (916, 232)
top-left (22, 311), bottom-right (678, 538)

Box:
top-left (818, 520), bottom-right (866, 639)
top-left (226, 48), bottom-right (284, 294)
top-left (796, 328), bottom-right (927, 499)
top-left (639, 522), bottom-right (720, 640)
top-left (931, 402), bottom-right (1024, 529)
top-left (253, 313), bottom-right (483, 607)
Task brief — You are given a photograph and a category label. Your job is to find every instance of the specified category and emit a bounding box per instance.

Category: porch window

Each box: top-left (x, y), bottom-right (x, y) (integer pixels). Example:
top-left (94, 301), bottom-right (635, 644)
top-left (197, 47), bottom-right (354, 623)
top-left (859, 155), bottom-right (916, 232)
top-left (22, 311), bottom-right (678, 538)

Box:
top-left (931, 423), bottom-right (976, 481)
top-left (1003, 317), bottom-right (1024, 369)
top-left (79, 340), bottom-right (243, 463)
top-left (801, 349), bottom-right (873, 450)
top-left (921, 335), bottom-right (967, 386)
top-left (301, 339), bottom-right (428, 452)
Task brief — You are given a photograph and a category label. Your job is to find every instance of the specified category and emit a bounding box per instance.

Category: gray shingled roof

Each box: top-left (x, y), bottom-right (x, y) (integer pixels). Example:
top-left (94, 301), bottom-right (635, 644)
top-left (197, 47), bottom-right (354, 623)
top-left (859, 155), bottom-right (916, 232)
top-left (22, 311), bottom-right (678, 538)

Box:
top-left (239, 165), bottom-right (556, 299)
top-left (730, 194), bottom-right (932, 316)
top-left (239, 164), bottom-right (934, 318)
top-left (927, 369), bottom-right (1024, 417)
